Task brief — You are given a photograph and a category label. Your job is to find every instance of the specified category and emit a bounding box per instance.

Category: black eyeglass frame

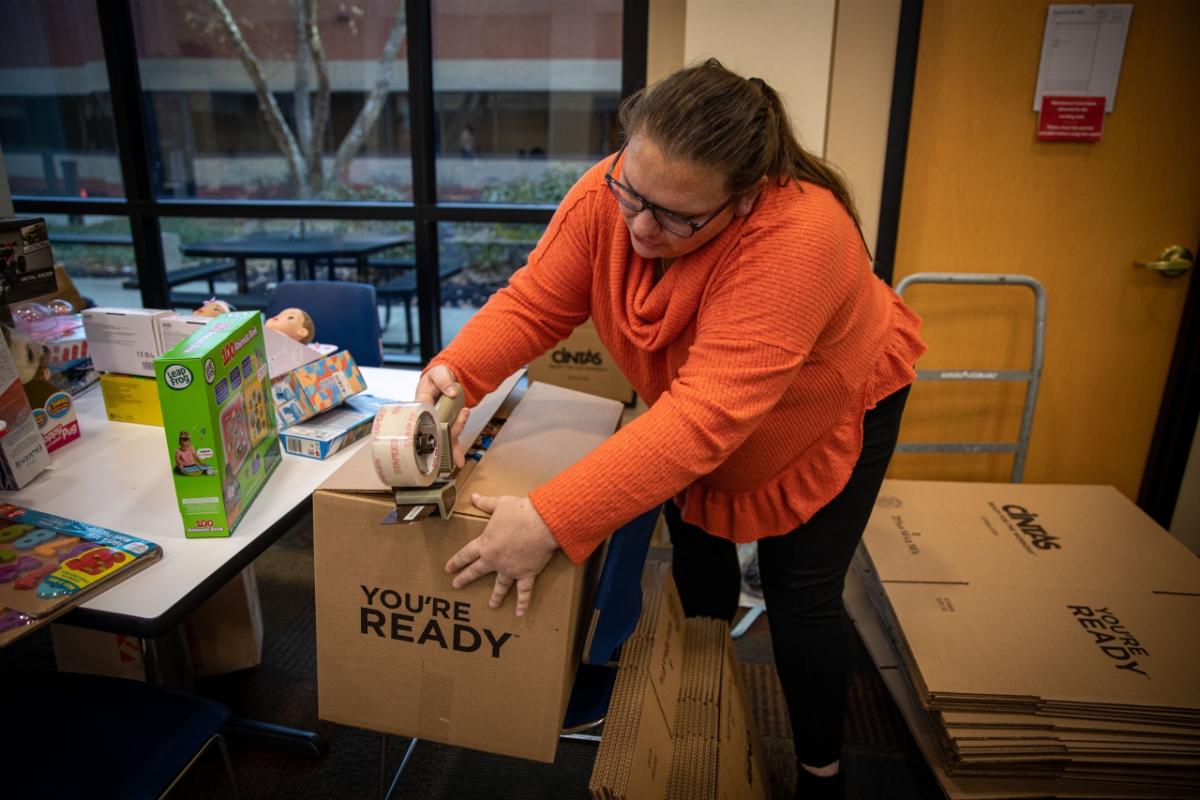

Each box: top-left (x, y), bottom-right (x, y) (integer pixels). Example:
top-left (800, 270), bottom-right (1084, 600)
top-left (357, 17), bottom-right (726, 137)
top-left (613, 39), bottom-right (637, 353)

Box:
top-left (604, 144), bottom-right (735, 238)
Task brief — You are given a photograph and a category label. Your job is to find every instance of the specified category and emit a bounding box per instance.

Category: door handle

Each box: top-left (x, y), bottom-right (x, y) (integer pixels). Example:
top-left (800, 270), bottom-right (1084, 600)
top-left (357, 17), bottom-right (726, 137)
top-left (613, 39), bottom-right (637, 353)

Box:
top-left (1134, 245), bottom-right (1193, 278)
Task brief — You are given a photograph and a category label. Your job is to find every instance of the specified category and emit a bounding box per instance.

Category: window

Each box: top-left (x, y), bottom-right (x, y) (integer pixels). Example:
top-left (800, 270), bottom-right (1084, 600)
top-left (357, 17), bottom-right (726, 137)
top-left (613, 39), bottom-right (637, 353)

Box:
top-left (4, 0), bottom-right (643, 363)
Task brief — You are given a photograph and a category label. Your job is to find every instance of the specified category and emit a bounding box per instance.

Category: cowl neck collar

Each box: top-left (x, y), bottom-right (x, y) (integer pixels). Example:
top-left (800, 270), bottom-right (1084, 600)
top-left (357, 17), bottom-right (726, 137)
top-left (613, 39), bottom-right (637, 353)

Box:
top-left (605, 215), bottom-right (743, 352)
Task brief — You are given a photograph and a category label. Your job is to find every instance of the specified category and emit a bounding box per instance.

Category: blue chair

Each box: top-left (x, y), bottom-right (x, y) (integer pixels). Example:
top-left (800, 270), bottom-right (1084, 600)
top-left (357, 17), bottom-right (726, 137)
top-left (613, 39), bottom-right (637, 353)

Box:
top-left (266, 280), bottom-right (383, 367)
top-left (9, 670), bottom-right (239, 799)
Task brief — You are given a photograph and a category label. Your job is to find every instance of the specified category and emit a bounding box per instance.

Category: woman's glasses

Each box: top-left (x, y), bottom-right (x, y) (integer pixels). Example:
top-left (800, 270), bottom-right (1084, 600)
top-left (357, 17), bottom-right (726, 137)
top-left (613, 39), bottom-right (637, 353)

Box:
top-left (604, 145), bottom-right (733, 238)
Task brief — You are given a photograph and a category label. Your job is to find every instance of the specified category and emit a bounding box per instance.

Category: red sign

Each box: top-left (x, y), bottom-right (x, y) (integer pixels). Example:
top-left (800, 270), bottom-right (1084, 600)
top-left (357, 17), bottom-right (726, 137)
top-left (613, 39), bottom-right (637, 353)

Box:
top-left (1037, 95), bottom-right (1105, 142)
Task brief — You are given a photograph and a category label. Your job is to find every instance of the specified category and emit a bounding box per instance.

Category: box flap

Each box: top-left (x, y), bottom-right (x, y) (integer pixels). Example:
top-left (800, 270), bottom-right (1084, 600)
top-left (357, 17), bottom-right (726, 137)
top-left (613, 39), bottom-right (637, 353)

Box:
top-left (452, 381), bottom-right (622, 520)
top-left (319, 370), bottom-right (523, 493)
top-left (265, 326), bottom-right (326, 379)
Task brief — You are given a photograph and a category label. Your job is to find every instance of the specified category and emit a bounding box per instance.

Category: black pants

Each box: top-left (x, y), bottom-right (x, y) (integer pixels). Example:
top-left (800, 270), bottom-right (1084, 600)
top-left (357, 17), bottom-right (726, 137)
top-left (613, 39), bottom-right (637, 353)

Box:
top-left (665, 385), bottom-right (910, 768)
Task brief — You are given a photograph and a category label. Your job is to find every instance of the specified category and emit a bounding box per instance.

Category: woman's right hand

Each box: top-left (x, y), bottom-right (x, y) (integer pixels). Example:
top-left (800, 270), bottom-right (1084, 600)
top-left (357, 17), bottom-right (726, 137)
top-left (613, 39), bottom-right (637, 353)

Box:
top-left (415, 364), bottom-right (471, 467)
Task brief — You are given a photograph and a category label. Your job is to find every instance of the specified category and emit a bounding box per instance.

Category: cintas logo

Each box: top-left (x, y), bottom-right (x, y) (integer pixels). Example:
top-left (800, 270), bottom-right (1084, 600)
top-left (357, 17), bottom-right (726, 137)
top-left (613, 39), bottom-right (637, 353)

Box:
top-left (359, 585), bottom-right (516, 658)
top-left (551, 347), bottom-right (603, 366)
top-left (1000, 504), bottom-right (1060, 550)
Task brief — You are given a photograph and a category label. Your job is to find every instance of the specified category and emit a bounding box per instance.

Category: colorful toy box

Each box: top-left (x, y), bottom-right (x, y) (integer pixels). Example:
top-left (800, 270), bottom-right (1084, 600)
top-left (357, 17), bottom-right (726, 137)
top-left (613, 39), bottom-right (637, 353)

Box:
top-left (279, 393), bottom-right (389, 460)
top-left (0, 330), bottom-right (51, 489)
top-left (0, 503), bottom-right (162, 648)
top-left (271, 350), bottom-right (366, 427)
top-left (155, 311), bottom-right (281, 538)
top-left (99, 373), bottom-right (163, 426)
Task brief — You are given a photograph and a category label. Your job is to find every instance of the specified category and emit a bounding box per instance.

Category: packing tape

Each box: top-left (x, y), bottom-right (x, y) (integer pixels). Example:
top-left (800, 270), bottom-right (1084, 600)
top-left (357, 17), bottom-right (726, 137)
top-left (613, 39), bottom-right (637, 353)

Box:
top-left (371, 403), bottom-right (440, 487)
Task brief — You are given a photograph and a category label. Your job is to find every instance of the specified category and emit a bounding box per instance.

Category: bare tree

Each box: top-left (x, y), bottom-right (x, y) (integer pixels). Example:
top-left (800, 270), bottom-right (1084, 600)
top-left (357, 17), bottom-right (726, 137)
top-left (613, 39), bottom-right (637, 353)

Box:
top-left (198, 0), bottom-right (406, 197)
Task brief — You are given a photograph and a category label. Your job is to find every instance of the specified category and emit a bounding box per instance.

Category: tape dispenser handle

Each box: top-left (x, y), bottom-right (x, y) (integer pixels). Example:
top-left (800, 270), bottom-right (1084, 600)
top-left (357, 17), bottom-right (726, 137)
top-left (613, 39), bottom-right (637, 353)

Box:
top-left (434, 383), bottom-right (465, 474)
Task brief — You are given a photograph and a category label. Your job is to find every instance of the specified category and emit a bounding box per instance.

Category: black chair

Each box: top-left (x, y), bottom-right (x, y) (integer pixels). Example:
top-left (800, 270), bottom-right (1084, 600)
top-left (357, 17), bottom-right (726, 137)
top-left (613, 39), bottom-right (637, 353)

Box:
top-left (7, 670), bottom-right (239, 799)
top-left (266, 280), bottom-right (383, 367)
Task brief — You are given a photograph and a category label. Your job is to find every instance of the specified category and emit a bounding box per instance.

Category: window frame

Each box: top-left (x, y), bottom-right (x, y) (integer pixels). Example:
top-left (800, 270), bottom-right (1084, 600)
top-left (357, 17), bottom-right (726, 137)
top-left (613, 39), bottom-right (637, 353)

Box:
top-left (12, 0), bottom-right (648, 364)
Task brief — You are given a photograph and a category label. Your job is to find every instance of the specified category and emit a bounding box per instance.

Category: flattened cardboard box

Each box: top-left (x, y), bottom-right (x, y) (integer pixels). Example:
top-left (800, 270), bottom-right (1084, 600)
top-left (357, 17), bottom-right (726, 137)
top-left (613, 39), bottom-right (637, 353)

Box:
top-left (314, 380), bottom-right (622, 763)
top-left (865, 480), bottom-right (1200, 594)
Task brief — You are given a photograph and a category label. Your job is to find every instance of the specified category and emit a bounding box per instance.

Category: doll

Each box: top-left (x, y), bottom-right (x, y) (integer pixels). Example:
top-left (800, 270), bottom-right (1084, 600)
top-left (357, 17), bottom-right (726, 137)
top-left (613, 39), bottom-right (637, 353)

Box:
top-left (195, 298), bottom-right (236, 318)
top-left (265, 307), bottom-right (316, 344)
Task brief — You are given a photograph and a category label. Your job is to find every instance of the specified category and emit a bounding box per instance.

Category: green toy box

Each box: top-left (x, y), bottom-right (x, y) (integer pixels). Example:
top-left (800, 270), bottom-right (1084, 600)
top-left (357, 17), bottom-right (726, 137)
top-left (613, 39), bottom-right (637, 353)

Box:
top-left (155, 311), bottom-right (281, 538)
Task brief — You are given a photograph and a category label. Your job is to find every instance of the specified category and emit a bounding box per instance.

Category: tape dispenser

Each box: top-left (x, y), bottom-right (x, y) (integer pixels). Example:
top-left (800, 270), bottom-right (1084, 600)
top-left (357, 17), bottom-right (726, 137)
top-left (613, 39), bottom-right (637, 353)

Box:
top-left (371, 383), bottom-right (465, 523)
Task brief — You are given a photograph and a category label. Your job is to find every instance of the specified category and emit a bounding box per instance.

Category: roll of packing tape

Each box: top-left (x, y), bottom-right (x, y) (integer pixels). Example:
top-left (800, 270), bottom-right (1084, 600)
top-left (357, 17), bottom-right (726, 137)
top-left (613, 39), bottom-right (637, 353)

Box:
top-left (371, 403), bottom-right (441, 487)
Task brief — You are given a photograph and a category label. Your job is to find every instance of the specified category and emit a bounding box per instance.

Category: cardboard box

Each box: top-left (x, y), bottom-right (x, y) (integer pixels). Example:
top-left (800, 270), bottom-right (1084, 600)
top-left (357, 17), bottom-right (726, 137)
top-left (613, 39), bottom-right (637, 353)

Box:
top-left (279, 394), bottom-right (387, 460)
top-left (271, 350), bottom-right (366, 427)
top-left (591, 601), bottom-right (770, 800)
top-left (155, 311), bottom-right (281, 537)
top-left (26, 381), bottom-right (80, 452)
top-left (99, 372), bottom-right (163, 426)
top-left (314, 379), bottom-right (623, 762)
top-left (263, 326), bottom-right (329, 380)
top-left (156, 313), bottom-right (210, 352)
top-left (0, 333), bottom-right (51, 489)
top-left (0, 217), bottom-right (58, 308)
top-left (184, 566), bottom-right (264, 678)
top-left (528, 319), bottom-right (634, 404)
top-left (50, 625), bottom-right (148, 681)
top-left (83, 307), bottom-right (172, 377)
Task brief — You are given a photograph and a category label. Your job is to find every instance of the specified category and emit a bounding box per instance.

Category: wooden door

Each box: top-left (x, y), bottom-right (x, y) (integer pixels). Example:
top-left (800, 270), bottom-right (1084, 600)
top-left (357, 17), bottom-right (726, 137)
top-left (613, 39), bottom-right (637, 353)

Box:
top-left (889, 0), bottom-right (1200, 499)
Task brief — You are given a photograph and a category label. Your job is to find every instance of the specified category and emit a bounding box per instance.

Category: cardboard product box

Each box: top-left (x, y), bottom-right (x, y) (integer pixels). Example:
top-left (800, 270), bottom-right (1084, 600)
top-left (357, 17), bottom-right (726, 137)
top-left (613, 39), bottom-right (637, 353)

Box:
top-left (82, 307), bottom-right (172, 377)
top-left (263, 326), bottom-right (330, 380)
top-left (279, 393), bottom-right (389, 461)
top-left (156, 313), bottom-right (211, 352)
top-left (184, 566), bottom-right (264, 678)
top-left (527, 318), bottom-right (635, 405)
top-left (313, 379), bottom-right (623, 763)
top-left (271, 349), bottom-right (366, 427)
top-left (0, 504), bottom-right (163, 647)
top-left (155, 311), bottom-right (281, 538)
top-left (26, 380), bottom-right (80, 452)
top-left (0, 334), bottom-right (51, 489)
top-left (50, 625), bottom-right (148, 681)
top-left (0, 217), bottom-right (59, 309)
top-left (99, 372), bottom-right (163, 426)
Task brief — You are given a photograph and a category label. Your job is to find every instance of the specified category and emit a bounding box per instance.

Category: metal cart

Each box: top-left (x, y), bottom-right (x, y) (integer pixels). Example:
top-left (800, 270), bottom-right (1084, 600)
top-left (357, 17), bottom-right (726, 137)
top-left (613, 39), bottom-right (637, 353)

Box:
top-left (893, 272), bottom-right (1046, 482)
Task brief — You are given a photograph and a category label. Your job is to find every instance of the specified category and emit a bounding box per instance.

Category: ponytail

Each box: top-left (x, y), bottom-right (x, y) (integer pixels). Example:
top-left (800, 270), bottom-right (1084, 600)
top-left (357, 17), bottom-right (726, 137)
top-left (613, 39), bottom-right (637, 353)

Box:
top-left (618, 58), bottom-right (861, 228)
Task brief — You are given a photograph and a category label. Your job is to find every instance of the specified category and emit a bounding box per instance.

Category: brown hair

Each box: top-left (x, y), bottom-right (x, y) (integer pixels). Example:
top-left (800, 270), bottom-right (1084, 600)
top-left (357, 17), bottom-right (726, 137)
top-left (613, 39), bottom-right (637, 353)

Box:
top-left (618, 58), bottom-right (860, 227)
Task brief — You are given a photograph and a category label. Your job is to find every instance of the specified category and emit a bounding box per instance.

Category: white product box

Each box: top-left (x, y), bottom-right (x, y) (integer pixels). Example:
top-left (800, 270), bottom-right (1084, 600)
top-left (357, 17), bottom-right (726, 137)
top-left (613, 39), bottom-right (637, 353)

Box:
top-left (82, 307), bottom-right (172, 377)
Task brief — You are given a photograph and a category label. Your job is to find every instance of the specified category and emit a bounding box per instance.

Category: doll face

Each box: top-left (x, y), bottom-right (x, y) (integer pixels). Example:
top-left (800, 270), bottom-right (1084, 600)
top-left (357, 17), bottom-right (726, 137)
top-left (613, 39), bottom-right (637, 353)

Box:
top-left (195, 300), bottom-right (230, 318)
top-left (266, 308), bottom-right (313, 343)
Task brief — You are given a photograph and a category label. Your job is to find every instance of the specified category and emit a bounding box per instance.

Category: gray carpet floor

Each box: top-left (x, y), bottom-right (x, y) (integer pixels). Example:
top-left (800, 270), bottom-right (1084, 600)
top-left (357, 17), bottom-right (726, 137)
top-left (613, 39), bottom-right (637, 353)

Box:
top-left (0, 514), bottom-right (942, 799)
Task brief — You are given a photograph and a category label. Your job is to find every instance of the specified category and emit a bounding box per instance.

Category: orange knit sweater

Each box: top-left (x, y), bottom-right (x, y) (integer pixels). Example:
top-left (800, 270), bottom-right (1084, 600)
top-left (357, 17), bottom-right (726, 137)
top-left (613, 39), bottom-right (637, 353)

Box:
top-left (430, 157), bottom-right (926, 564)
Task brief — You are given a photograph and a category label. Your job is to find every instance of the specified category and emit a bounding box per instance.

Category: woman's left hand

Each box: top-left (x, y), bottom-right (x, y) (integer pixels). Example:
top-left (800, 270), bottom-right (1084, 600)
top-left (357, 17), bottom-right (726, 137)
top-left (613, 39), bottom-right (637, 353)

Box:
top-left (444, 493), bottom-right (560, 616)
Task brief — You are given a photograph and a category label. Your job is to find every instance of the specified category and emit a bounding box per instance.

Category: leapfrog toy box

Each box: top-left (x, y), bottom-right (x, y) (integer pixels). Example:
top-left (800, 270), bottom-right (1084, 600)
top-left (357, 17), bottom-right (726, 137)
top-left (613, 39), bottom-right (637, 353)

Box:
top-left (155, 311), bottom-right (281, 538)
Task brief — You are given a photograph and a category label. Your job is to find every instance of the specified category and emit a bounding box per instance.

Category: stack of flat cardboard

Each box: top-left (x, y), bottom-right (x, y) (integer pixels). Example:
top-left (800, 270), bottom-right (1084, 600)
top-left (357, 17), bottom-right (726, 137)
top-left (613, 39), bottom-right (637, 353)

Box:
top-left (590, 563), bottom-right (770, 800)
top-left (848, 479), bottom-right (1200, 798)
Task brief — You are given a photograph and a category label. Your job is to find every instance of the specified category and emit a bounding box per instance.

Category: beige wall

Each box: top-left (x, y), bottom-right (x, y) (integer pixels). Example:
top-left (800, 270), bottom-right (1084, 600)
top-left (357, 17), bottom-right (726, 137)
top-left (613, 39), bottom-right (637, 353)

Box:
top-left (647, 0), bottom-right (899, 255)
top-left (825, 0), bottom-right (902, 255)
top-left (683, 0), bottom-right (836, 156)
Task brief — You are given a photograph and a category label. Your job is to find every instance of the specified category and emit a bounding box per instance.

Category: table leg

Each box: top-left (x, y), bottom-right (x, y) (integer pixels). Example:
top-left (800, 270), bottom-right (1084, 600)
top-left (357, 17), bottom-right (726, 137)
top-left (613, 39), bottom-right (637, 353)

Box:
top-left (236, 257), bottom-right (249, 294)
top-left (357, 255), bottom-right (369, 283)
top-left (276, 258), bottom-right (284, 283)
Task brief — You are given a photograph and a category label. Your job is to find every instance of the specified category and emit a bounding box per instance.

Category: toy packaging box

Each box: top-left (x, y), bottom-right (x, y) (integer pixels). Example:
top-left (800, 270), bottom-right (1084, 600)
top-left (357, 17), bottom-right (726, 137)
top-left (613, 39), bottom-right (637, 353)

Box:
top-left (155, 311), bottom-right (281, 538)
top-left (99, 372), bottom-right (163, 426)
top-left (82, 307), bottom-right (171, 377)
top-left (0, 330), bottom-right (51, 488)
top-left (279, 393), bottom-right (389, 460)
top-left (271, 350), bottom-right (366, 427)
top-left (0, 217), bottom-right (59, 311)
top-left (0, 503), bottom-right (163, 648)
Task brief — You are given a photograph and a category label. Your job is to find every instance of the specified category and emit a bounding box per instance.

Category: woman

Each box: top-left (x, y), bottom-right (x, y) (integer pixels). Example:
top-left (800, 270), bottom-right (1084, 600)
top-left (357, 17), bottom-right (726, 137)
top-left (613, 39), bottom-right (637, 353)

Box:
top-left (418, 59), bottom-right (925, 798)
